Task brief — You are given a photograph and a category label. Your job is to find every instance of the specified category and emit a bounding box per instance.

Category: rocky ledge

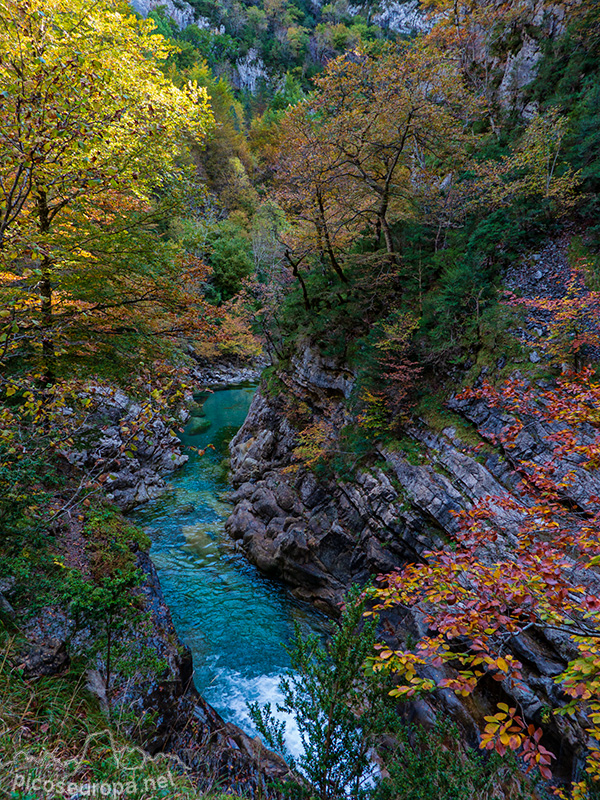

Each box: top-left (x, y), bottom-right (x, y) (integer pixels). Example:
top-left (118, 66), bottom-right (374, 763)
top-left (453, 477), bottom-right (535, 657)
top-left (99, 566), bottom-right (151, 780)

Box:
top-left (61, 386), bottom-right (189, 511)
top-left (15, 548), bottom-right (289, 795)
top-left (191, 360), bottom-right (264, 387)
top-left (61, 362), bottom-right (262, 513)
top-left (225, 343), bottom-right (599, 783)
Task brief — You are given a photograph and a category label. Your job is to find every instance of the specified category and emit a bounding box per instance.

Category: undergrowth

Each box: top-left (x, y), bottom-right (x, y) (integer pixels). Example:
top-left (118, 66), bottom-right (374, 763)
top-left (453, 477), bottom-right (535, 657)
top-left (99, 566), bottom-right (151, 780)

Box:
top-left (0, 633), bottom-right (237, 800)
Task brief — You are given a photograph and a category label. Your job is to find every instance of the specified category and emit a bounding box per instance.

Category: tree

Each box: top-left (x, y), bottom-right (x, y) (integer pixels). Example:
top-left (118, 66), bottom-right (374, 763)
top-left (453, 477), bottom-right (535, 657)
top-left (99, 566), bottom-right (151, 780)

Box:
top-left (249, 589), bottom-right (524, 800)
top-left (272, 42), bottom-right (481, 308)
top-left (0, 0), bottom-right (214, 381)
top-left (468, 111), bottom-right (580, 218)
top-left (249, 589), bottom-right (390, 800)
top-left (357, 311), bottom-right (422, 431)
top-left (64, 567), bottom-right (143, 713)
top-left (369, 368), bottom-right (600, 797)
top-left (169, 60), bottom-right (257, 213)
top-left (311, 43), bottom-right (480, 262)
top-left (273, 99), bottom-right (350, 296)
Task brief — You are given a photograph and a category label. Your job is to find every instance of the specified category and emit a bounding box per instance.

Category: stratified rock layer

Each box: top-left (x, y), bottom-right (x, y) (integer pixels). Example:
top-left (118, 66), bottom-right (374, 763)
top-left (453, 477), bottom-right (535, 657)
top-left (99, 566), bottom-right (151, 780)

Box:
top-left (226, 343), bottom-right (595, 782)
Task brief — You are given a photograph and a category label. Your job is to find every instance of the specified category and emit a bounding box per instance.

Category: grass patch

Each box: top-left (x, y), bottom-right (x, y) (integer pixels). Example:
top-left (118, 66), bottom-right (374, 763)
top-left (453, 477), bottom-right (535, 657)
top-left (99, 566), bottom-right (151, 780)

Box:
top-left (0, 631), bottom-right (246, 799)
top-left (0, 634), bottom-right (191, 799)
top-left (416, 393), bottom-right (491, 452)
top-left (384, 436), bottom-right (427, 466)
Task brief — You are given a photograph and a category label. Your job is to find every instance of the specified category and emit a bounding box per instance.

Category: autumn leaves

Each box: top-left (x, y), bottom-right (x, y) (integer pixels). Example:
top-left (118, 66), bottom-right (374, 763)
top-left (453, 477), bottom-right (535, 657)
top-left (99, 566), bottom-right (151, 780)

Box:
top-left (0, 0), bottom-right (215, 380)
top-left (272, 43), bottom-right (478, 304)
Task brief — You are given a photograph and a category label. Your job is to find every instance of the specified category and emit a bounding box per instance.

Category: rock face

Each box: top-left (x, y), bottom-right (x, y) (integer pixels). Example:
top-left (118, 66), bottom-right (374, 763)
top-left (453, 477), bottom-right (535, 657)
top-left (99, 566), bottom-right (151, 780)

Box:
top-left (476, 0), bottom-right (567, 115)
top-left (191, 361), bottom-right (263, 387)
top-left (372, 0), bottom-right (432, 35)
top-left (19, 641), bottom-right (70, 678)
top-left (370, 0), bottom-right (568, 115)
top-left (227, 345), bottom-right (532, 614)
top-left (62, 387), bottom-right (188, 511)
top-left (234, 48), bottom-right (270, 93)
top-left (129, 0), bottom-right (566, 108)
top-left (226, 343), bottom-right (594, 780)
top-left (129, 0), bottom-right (206, 30)
top-left (227, 379), bottom-right (442, 615)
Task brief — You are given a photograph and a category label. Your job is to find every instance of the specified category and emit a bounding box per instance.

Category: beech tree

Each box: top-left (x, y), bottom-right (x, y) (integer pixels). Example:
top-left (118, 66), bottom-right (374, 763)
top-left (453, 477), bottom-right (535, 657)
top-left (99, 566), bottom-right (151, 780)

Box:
top-left (312, 43), bottom-right (480, 261)
top-left (272, 101), bottom-right (349, 300)
top-left (0, 0), bottom-right (215, 380)
top-left (369, 368), bottom-right (600, 797)
top-left (272, 42), bottom-right (481, 306)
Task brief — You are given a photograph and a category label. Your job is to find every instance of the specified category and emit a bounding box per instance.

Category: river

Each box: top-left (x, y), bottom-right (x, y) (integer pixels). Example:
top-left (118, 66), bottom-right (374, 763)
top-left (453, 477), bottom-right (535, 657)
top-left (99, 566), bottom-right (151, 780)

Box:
top-left (132, 384), bottom-right (327, 755)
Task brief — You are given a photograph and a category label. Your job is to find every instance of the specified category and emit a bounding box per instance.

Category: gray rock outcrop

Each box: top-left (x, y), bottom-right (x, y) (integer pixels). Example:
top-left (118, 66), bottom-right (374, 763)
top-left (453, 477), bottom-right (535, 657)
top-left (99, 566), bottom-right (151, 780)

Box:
top-left (226, 343), bottom-right (595, 780)
top-left (62, 386), bottom-right (189, 511)
top-left (129, 0), bottom-right (205, 30)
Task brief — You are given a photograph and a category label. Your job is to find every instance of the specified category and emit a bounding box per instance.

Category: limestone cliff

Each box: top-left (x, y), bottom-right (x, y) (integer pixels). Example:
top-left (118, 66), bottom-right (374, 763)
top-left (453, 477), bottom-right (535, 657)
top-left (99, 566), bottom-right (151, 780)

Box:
top-left (227, 349), bottom-right (592, 782)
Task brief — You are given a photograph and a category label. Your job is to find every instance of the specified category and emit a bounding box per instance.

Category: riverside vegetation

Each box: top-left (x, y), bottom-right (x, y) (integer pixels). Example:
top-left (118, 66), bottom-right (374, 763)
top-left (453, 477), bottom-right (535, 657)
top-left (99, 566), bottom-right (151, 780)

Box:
top-left (1, 0), bottom-right (600, 798)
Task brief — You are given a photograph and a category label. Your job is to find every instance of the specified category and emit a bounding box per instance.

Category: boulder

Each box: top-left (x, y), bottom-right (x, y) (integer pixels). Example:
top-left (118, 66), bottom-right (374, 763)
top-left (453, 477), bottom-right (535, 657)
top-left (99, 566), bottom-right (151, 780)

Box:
top-left (19, 641), bottom-right (70, 678)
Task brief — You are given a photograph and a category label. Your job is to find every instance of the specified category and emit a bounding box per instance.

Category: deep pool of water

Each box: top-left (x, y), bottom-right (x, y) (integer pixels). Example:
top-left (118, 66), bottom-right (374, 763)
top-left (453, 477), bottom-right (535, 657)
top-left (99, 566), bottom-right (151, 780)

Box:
top-left (132, 385), bottom-right (327, 754)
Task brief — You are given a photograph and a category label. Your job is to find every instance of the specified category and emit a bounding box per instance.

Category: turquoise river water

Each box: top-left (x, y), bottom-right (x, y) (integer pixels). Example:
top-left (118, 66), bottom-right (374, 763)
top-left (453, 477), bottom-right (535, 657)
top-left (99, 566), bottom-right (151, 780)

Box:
top-left (133, 385), bottom-right (327, 754)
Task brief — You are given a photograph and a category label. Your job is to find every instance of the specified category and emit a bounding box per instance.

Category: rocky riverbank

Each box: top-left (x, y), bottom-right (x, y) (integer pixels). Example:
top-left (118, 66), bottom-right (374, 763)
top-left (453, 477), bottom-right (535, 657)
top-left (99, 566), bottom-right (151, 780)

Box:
top-left (191, 361), bottom-right (263, 388)
top-left (8, 531), bottom-right (289, 796)
top-left (225, 334), bottom-right (598, 783)
top-left (126, 552), bottom-right (291, 793)
top-left (1, 360), bottom-right (291, 797)
top-left (60, 363), bottom-right (263, 513)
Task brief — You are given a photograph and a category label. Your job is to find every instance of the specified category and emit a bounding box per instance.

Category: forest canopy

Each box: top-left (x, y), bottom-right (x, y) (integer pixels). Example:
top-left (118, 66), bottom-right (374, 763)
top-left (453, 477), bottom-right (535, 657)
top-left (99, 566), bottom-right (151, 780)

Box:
top-left (0, 0), bottom-right (216, 382)
top-left (2, 1), bottom-right (600, 798)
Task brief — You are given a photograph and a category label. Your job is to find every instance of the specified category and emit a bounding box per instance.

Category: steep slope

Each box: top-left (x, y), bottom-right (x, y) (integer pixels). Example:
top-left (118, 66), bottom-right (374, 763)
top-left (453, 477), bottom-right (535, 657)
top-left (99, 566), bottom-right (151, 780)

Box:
top-left (226, 232), bottom-right (600, 785)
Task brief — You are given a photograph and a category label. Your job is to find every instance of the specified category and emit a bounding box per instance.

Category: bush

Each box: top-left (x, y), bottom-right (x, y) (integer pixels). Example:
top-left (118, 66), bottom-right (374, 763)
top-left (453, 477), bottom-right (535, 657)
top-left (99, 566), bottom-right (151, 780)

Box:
top-left (249, 587), bottom-right (390, 799)
top-left (374, 716), bottom-right (529, 800)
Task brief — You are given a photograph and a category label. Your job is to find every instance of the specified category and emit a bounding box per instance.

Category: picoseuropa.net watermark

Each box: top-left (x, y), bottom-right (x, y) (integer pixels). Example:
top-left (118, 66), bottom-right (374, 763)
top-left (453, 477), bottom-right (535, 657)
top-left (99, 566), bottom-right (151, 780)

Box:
top-left (2, 729), bottom-right (190, 798)
top-left (12, 772), bottom-right (177, 797)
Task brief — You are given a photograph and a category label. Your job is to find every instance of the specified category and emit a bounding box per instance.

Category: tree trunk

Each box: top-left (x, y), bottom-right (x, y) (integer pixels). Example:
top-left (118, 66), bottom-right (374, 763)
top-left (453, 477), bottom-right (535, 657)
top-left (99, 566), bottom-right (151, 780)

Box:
top-left (105, 613), bottom-right (113, 718)
top-left (378, 183), bottom-right (398, 266)
top-left (381, 216), bottom-right (396, 262)
top-left (317, 193), bottom-right (347, 283)
top-left (36, 191), bottom-right (55, 384)
top-left (286, 250), bottom-right (311, 311)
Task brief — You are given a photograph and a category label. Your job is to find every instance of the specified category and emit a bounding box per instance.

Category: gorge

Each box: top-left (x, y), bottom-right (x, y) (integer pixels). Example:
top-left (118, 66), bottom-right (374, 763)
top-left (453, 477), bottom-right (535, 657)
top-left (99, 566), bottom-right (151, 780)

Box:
top-left (1, 0), bottom-right (600, 797)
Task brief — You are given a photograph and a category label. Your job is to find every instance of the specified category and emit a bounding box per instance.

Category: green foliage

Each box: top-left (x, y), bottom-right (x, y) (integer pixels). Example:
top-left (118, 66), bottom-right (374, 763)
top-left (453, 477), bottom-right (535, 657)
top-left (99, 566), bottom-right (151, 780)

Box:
top-left (63, 566), bottom-right (145, 709)
top-left (326, 424), bottom-right (376, 481)
top-left (83, 504), bottom-right (149, 573)
top-left (0, 634), bottom-right (226, 799)
top-left (249, 590), bottom-right (532, 800)
top-left (0, 444), bottom-right (58, 556)
top-left (206, 219), bottom-right (254, 302)
top-left (270, 73), bottom-right (306, 112)
top-left (386, 436), bottom-right (424, 466)
top-left (419, 208), bottom-right (548, 365)
top-left (64, 568), bottom-right (142, 633)
top-left (0, 389), bottom-right (70, 609)
top-left (148, 6), bottom-right (179, 39)
top-left (249, 587), bottom-right (390, 799)
top-left (373, 716), bottom-right (528, 800)
top-left (531, 3), bottom-right (600, 197)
